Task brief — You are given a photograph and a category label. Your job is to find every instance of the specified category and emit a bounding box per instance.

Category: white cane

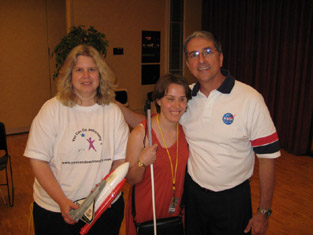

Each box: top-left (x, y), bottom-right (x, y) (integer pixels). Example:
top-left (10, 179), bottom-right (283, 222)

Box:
top-left (146, 100), bottom-right (157, 235)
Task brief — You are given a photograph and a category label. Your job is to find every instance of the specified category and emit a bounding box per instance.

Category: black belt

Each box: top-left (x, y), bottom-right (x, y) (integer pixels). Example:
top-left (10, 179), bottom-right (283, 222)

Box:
top-left (188, 173), bottom-right (250, 193)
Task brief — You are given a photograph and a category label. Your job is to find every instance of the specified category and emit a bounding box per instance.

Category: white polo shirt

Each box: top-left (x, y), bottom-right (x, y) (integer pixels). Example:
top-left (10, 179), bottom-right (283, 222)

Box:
top-left (180, 69), bottom-right (280, 192)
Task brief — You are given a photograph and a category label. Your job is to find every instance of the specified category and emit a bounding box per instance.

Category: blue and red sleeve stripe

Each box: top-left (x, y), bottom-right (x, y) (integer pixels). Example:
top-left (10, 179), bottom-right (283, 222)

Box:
top-left (251, 132), bottom-right (280, 154)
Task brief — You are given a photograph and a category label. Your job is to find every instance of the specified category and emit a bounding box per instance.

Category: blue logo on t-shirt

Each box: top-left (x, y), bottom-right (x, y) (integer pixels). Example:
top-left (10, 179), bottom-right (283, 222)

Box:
top-left (222, 113), bottom-right (235, 125)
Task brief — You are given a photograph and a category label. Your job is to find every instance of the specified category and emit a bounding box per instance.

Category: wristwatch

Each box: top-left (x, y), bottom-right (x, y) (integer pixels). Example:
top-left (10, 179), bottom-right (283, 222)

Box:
top-left (257, 207), bottom-right (272, 217)
top-left (137, 159), bottom-right (146, 168)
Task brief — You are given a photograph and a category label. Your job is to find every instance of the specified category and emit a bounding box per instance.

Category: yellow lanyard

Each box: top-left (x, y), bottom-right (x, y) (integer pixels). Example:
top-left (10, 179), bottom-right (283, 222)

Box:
top-left (156, 114), bottom-right (179, 194)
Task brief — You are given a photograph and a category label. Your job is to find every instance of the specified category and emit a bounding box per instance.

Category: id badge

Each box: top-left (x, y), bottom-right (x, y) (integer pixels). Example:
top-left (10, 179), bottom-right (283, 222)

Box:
top-left (168, 197), bottom-right (179, 213)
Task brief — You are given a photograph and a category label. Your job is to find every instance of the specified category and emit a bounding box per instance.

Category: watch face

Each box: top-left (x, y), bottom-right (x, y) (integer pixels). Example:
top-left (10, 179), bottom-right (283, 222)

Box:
top-left (258, 208), bottom-right (272, 217)
top-left (138, 160), bottom-right (145, 167)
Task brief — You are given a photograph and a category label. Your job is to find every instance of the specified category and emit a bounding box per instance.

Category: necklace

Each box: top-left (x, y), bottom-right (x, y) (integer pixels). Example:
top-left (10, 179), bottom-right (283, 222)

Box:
top-left (156, 114), bottom-right (179, 213)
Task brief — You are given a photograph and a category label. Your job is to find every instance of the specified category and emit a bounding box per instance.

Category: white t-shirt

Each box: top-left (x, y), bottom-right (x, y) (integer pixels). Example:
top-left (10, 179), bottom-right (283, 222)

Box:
top-left (24, 97), bottom-right (129, 212)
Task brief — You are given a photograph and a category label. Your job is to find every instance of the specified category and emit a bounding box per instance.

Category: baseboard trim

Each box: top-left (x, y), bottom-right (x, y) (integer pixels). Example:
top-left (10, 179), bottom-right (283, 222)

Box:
top-left (6, 126), bottom-right (30, 135)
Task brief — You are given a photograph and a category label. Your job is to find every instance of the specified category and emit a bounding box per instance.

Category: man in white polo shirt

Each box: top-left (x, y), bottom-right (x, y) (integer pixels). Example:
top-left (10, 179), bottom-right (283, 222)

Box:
top-left (116, 31), bottom-right (280, 235)
top-left (180, 31), bottom-right (280, 235)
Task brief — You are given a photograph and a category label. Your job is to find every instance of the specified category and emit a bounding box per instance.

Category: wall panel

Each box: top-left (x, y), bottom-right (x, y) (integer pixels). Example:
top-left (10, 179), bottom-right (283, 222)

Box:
top-left (71, 0), bottom-right (167, 111)
top-left (0, 0), bottom-right (66, 133)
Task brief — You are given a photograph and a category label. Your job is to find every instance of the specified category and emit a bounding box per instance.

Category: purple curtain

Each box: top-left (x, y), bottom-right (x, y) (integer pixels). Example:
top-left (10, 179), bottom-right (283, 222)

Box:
top-left (202, 0), bottom-right (313, 155)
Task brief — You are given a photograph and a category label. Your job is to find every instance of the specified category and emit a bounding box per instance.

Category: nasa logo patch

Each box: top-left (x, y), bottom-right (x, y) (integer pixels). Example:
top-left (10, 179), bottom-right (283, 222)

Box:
top-left (222, 113), bottom-right (235, 125)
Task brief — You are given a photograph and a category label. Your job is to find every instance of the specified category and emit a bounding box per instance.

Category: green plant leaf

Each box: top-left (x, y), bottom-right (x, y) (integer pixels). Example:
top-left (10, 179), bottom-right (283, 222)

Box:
top-left (51, 25), bottom-right (109, 80)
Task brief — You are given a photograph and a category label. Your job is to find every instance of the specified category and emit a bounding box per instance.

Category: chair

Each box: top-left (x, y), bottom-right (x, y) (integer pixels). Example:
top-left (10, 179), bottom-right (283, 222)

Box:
top-left (115, 88), bottom-right (129, 107)
top-left (0, 122), bottom-right (14, 207)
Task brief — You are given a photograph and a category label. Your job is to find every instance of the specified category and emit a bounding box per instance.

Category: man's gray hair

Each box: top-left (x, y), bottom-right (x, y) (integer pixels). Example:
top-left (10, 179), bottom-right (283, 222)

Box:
top-left (184, 31), bottom-right (222, 57)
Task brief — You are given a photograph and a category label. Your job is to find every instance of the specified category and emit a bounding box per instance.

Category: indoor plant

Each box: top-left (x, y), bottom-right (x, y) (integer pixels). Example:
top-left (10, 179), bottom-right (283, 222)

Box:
top-left (51, 25), bottom-right (109, 80)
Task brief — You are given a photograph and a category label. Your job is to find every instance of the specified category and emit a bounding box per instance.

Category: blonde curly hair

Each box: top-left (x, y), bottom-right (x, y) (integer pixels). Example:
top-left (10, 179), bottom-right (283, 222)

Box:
top-left (56, 45), bottom-right (117, 107)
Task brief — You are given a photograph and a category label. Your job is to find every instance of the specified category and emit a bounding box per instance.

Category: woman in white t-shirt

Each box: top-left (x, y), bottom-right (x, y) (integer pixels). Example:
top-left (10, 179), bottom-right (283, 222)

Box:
top-left (24, 45), bottom-right (129, 235)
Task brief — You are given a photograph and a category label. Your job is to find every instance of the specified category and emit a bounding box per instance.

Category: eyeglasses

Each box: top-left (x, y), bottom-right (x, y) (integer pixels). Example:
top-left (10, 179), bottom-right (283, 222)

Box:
top-left (187, 48), bottom-right (216, 60)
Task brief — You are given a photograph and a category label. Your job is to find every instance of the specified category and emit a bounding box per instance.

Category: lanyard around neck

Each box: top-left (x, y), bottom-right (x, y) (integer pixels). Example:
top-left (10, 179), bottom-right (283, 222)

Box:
top-left (156, 114), bottom-right (179, 194)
